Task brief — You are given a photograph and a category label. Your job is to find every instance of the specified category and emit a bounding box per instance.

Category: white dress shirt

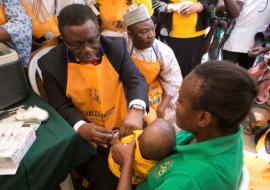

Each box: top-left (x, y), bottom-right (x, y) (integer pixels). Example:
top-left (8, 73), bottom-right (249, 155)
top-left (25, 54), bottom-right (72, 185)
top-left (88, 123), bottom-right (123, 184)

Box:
top-left (223, 0), bottom-right (270, 53)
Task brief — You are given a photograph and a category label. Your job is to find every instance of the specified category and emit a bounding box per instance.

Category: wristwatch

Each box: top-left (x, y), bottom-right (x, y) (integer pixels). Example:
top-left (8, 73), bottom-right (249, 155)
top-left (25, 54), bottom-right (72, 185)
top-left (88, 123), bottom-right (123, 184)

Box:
top-left (130, 104), bottom-right (145, 112)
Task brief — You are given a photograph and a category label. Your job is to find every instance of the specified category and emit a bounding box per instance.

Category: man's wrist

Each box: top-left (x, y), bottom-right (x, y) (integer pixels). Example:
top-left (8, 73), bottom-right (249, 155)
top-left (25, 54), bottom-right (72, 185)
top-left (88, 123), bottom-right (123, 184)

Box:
top-left (129, 107), bottom-right (145, 117)
top-left (128, 99), bottom-right (147, 115)
top-left (73, 120), bottom-right (86, 132)
top-left (129, 104), bottom-right (146, 116)
top-left (130, 104), bottom-right (145, 111)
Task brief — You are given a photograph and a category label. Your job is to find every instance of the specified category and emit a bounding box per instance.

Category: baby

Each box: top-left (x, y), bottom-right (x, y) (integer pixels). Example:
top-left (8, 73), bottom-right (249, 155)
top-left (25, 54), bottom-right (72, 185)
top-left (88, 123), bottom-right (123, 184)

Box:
top-left (108, 119), bottom-right (176, 184)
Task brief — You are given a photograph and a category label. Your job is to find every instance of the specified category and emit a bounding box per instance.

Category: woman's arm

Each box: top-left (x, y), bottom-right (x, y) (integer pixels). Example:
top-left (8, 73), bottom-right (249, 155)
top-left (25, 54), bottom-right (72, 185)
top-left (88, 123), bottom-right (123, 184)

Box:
top-left (111, 138), bottom-right (136, 190)
top-left (117, 156), bottom-right (134, 190)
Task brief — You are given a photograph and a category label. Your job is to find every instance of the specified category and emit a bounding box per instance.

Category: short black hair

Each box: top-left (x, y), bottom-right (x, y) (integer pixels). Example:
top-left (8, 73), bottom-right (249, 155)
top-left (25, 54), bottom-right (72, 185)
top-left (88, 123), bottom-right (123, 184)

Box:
top-left (192, 61), bottom-right (258, 131)
top-left (58, 4), bottom-right (98, 34)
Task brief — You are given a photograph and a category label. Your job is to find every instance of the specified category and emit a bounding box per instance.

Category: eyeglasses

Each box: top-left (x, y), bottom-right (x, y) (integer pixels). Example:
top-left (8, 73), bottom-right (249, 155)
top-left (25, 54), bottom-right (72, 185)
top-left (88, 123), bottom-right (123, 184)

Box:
top-left (65, 33), bottom-right (100, 52)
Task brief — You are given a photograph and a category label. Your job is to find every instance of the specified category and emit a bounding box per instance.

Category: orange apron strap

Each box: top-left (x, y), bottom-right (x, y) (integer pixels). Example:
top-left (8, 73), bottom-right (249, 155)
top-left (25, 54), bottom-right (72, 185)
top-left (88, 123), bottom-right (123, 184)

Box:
top-left (0, 5), bottom-right (6, 24)
top-left (144, 80), bottom-right (163, 124)
top-left (130, 49), bottom-right (163, 124)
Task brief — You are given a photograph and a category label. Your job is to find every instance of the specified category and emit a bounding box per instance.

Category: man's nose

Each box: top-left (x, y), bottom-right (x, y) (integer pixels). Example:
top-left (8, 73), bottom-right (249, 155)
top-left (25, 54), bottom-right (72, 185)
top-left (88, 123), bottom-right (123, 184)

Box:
top-left (148, 30), bottom-right (155, 39)
top-left (82, 42), bottom-right (95, 53)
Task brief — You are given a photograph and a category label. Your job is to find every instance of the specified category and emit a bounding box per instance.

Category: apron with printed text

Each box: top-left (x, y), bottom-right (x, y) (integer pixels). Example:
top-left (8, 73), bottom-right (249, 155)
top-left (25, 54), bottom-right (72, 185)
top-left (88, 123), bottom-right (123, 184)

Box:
top-left (131, 47), bottom-right (163, 123)
top-left (66, 55), bottom-right (128, 129)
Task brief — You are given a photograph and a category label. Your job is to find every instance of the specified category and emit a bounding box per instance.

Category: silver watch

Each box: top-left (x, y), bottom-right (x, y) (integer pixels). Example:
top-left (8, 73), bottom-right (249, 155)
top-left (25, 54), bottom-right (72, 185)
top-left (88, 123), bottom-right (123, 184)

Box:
top-left (130, 104), bottom-right (145, 111)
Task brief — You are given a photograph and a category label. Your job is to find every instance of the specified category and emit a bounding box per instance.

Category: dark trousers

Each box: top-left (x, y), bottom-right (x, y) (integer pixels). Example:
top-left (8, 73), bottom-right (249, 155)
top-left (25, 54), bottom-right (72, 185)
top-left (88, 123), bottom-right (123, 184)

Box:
top-left (222, 50), bottom-right (255, 69)
top-left (77, 146), bottom-right (118, 190)
top-left (161, 35), bottom-right (205, 78)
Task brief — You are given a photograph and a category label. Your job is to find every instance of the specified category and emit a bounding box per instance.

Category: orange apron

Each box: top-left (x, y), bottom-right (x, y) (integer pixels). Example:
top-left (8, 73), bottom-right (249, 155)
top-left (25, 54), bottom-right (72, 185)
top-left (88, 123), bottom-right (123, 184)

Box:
top-left (98, 0), bottom-right (153, 32)
top-left (0, 5), bottom-right (5, 24)
top-left (66, 55), bottom-right (128, 129)
top-left (131, 47), bottom-right (163, 123)
top-left (0, 1), bottom-right (60, 39)
top-left (20, 1), bottom-right (60, 39)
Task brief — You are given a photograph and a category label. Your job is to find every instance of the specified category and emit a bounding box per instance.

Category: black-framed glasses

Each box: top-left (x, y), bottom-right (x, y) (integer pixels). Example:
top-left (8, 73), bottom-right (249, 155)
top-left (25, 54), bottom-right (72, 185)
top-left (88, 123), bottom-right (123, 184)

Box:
top-left (65, 33), bottom-right (100, 52)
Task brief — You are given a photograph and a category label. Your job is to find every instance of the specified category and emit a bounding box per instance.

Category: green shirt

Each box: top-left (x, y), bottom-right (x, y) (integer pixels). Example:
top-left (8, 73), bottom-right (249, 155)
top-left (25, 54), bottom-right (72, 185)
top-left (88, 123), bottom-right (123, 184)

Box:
top-left (136, 128), bottom-right (243, 190)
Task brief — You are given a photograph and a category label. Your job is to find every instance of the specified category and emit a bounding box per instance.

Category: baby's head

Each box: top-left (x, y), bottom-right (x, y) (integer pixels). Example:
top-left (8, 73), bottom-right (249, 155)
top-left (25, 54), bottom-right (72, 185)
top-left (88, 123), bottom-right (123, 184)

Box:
top-left (139, 118), bottom-right (176, 161)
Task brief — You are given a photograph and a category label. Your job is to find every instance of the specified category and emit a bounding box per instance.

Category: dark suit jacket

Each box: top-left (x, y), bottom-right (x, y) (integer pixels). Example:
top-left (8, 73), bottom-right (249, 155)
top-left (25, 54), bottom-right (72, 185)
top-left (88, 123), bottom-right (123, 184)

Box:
top-left (38, 36), bottom-right (148, 126)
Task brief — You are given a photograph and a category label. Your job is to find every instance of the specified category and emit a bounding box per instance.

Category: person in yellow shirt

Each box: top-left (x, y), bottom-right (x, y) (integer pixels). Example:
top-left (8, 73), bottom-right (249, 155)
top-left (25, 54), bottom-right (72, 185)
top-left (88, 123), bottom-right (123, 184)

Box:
top-left (152, 0), bottom-right (218, 77)
top-left (97, 0), bottom-right (153, 32)
top-left (109, 118), bottom-right (176, 184)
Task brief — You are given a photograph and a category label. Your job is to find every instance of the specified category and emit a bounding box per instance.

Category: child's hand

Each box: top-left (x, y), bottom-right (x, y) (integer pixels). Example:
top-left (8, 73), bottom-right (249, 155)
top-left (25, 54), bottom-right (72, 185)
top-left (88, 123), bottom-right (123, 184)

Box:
top-left (111, 138), bottom-right (136, 167)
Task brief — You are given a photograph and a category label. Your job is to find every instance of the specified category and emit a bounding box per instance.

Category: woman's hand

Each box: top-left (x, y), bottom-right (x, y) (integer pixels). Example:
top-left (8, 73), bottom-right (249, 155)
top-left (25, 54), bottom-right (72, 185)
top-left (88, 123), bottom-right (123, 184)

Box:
top-left (157, 106), bottom-right (166, 118)
top-left (111, 138), bottom-right (136, 167)
top-left (178, 1), bottom-right (204, 16)
top-left (114, 139), bottom-right (136, 190)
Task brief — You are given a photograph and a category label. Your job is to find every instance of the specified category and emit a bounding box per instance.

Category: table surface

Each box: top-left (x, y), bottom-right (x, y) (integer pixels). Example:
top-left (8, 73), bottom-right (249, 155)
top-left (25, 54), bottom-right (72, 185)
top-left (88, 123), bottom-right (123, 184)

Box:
top-left (0, 91), bottom-right (96, 190)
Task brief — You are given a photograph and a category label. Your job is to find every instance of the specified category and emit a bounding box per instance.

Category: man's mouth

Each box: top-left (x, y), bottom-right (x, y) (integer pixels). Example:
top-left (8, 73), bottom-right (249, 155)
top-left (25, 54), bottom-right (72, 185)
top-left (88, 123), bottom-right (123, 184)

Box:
top-left (79, 56), bottom-right (98, 62)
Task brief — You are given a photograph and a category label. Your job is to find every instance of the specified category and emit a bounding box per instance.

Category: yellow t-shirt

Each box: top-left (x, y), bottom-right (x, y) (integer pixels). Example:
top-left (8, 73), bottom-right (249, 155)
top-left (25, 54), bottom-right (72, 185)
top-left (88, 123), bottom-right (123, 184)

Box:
top-left (170, 0), bottom-right (205, 38)
top-left (98, 0), bottom-right (153, 32)
top-left (108, 130), bottom-right (156, 184)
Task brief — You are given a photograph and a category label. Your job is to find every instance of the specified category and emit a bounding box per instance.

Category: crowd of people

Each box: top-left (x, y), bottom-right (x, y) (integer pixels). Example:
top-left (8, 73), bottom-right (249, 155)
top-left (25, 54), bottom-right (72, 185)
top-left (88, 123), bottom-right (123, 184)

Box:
top-left (1, 0), bottom-right (270, 189)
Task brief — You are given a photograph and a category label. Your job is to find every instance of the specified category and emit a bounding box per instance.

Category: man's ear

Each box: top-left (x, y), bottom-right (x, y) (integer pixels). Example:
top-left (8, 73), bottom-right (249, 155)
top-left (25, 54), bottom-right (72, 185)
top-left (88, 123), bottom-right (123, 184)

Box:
top-left (197, 111), bottom-right (212, 128)
top-left (127, 30), bottom-right (133, 38)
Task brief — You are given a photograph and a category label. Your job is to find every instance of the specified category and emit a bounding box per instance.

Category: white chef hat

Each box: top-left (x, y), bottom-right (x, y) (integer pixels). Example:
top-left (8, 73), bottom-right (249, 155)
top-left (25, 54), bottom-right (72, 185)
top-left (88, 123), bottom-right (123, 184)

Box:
top-left (123, 4), bottom-right (151, 27)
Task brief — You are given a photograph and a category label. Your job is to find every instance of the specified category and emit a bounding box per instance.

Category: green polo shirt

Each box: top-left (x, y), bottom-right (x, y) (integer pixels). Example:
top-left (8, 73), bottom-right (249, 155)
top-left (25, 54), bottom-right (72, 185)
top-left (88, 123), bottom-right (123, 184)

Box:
top-left (136, 127), bottom-right (243, 190)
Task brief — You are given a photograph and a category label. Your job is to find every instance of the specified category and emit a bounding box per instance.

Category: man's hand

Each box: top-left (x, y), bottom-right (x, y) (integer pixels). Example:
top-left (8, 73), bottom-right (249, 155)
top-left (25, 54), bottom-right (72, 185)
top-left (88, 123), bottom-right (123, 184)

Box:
top-left (263, 52), bottom-right (270, 68)
top-left (78, 123), bottom-right (112, 148)
top-left (120, 108), bottom-right (144, 136)
top-left (157, 106), bottom-right (166, 118)
top-left (256, 52), bottom-right (270, 70)
top-left (157, 94), bottom-right (173, 118)
top-left (248, 47), bottom-right (264, 58)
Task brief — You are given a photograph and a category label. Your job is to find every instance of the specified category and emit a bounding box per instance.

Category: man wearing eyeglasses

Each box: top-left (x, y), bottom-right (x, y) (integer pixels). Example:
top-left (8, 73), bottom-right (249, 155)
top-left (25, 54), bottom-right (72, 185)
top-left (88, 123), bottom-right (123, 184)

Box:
top-left (38, 4), bottom-right (148, 189)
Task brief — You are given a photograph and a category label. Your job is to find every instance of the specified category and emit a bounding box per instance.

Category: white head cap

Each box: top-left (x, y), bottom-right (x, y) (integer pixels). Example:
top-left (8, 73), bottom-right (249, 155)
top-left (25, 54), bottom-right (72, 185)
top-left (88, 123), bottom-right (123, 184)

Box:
top-left (123, 4), bottom-right (151, 27)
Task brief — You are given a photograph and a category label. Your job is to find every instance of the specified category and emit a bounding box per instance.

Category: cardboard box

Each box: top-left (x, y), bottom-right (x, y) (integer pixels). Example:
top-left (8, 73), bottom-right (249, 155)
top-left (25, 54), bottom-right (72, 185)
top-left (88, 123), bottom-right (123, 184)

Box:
top-left (0, 121), bottom-right (36, 175)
